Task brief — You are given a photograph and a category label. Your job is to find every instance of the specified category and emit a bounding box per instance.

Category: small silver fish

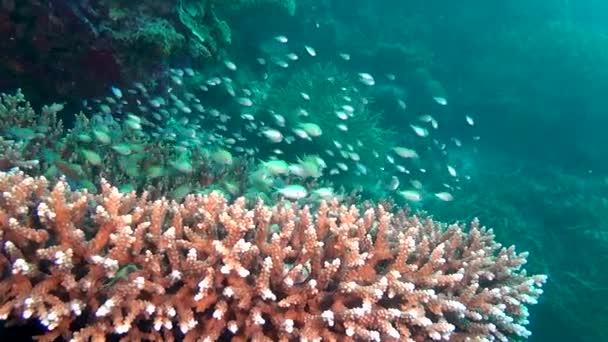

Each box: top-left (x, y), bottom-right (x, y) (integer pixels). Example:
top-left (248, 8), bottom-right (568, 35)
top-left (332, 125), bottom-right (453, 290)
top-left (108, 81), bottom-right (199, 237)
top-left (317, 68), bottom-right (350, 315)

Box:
top-left (274, 35), bottom-right (288, 43)
top-left (358, 73), bottom-right (375, 86)
top-left (304, 45), bottom-right (317, 57)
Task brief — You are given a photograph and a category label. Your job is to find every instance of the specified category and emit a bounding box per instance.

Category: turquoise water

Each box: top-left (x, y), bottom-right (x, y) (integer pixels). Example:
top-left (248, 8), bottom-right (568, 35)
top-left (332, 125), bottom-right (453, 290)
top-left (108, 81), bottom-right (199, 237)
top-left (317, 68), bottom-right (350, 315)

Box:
top-left (0, 1), bottom-right (607, 341)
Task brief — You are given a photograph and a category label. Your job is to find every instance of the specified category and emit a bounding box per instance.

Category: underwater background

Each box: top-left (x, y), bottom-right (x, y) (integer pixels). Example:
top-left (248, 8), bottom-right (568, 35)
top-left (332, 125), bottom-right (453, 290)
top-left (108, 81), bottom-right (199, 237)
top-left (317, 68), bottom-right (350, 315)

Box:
top-left (0, 0), bottom-right (606, 341)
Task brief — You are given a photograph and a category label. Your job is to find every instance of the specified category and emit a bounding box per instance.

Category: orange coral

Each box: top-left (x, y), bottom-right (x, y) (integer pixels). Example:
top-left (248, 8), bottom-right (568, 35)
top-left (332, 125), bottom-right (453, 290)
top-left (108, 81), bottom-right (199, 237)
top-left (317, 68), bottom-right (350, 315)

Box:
top-left (0, 170), bottom-right (545, 341)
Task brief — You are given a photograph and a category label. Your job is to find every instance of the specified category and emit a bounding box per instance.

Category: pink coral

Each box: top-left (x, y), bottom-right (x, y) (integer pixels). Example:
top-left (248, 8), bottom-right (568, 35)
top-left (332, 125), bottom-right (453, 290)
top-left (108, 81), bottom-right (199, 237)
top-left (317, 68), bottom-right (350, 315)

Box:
top-left (0, 170), bottom-right (545, 341)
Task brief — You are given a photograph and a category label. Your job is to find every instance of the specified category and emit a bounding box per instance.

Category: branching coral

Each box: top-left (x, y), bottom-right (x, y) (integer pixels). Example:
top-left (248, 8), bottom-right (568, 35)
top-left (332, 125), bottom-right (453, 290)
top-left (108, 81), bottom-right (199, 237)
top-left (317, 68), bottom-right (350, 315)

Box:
top-left (0, 88), bottom-right (250, 199)
top-left (0, 169), bottom-right (545, 341)
top-left (0, 90), bottom-right (64, 172)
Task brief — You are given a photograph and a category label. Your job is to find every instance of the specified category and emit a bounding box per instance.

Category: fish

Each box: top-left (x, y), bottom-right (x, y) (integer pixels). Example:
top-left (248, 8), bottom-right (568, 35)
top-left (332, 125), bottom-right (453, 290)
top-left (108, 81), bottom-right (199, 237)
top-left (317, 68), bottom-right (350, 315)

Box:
top-left (466, 115), bottom-right (475, 126)
top-left (447, 165), bottom-right (457, 177)
top-left (410, 180), bottom-right (423, 189)
top-left (171, 75), bottom-right (183, 86)
top-left (273, 114), bottom-right (286, 127)
top-left (304, 45), bottom-right (317, 57)
top-left (335, 111), bottom-right (349, 120)
top-left (274, 60), bottom-right (289, 68)
top-left (393, 147), bottom-right (418, 159)
top-left (288, 164), bottom-right (306, 178)
top-left (261, 129), bottom-right (283, 143)
top-left (397, 99), bottom-right (407, 110)
top-left (336, 124), bottom-right (348, 131)
top-left (399, 190), bottom-right (422, 202)
top-left (236, 97), bottom-right (253, 107)
top-left (111, 86), bottom-right (123, 99)
top-left (355, 163), bottom-right (368, 175)
top-left (111, 144), bottom-right (133, 156)
top-left (146, 166), bottom-right (166, 178)
top-left (313, 187), bottom-right (334, 199)
top-left (274, 35), bottom-right (288, 43)
top-left (93, 129), bottom-right (111, 144)
top-left (342, 105), bottom-right (354, 113)
top-left (5, 127), bottom-right (39, 140)
top-left (224, 60), bottom-right (237, 71)
top-left (298, 123), bottom-right (322, 137)
top-left (76, 133), bottom-right (92, 143)
top-left (99, 104), bottom-right (112, 114)
top-left (277, 185), bottom-right (308, 200)
top-left (149, 97), bottom-right (164, 107)
top-left (433, 96), bottom-right (447, 106)
top-left (170, 157), bottom-right (194, 174)
top-left (81, 149), bottom-right (102, 165)
top-left (395, 165), bottom-right (408, 173)
top-left (435, 192), bottom-right (454, 201)
top-left (211, 149), bottom-right (233, 165)
top-left (262, 160), bottom-right (289, 175)
top-left (339, 52), bottom-right (351, 61)
top-left (206, 77), bottom-right (222, 86)
top-left (410, 124), bottom-right (429, 137)
top-left (336, 162), bottom-right (348, 171)
top-left (292, 128), bottom-right (310, 140)
top-left (296, 108), bottom-right (309, 116)
top-left (387, 176), bottom-right (400, 191)
top-left (358, 73), bottom-right (375, 86)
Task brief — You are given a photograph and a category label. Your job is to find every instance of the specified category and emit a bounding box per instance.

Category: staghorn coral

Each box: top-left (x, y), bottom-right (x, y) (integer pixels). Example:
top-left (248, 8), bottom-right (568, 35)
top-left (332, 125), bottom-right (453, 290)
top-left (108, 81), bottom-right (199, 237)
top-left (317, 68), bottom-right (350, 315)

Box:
top-left (0, 169), bottom-right (545, 341)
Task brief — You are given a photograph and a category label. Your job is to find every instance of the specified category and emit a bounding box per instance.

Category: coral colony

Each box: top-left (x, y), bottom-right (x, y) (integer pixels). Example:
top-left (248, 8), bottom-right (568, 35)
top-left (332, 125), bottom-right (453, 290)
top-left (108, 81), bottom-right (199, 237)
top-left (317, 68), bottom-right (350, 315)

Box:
top-left (0, 170), bottom-right (545, 341)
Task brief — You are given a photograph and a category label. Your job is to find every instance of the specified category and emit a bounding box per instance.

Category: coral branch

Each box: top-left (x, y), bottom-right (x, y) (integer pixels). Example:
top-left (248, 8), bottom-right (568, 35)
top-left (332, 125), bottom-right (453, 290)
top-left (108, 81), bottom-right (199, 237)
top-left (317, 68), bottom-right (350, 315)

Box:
top-left (0, 170), bottom-right (545, 341)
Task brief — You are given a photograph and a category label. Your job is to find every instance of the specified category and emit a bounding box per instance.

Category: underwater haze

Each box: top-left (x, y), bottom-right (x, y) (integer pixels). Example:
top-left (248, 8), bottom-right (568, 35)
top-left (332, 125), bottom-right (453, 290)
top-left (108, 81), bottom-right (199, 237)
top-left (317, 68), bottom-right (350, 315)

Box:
top-left (0, 0), bottom-right (606, 341)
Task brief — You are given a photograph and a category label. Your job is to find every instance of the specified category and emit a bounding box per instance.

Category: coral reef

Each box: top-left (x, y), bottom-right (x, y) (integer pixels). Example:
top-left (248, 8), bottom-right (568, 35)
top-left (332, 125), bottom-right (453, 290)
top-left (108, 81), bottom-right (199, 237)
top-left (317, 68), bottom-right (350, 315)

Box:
top-left (0, 0), bottom-right (300, 107)
top-left (111, 16), bottom-right (185, 59)
top-left (0, 87), bottom-right (250, 200)
top-left (0, 169), bottom-right (545, 341)
top-left (0, 89), bottom-right (64, 172)
top-left (0, 0), bottom-right (122, 100)
top-left (177, 0), bottom-right (231, 55)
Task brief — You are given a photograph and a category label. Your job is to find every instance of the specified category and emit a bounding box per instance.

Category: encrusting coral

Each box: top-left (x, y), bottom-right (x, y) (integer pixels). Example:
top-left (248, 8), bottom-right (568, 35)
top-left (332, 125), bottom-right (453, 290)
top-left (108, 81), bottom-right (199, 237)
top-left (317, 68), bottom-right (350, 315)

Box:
top-left (0, 169), bottom-right (545, 341)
